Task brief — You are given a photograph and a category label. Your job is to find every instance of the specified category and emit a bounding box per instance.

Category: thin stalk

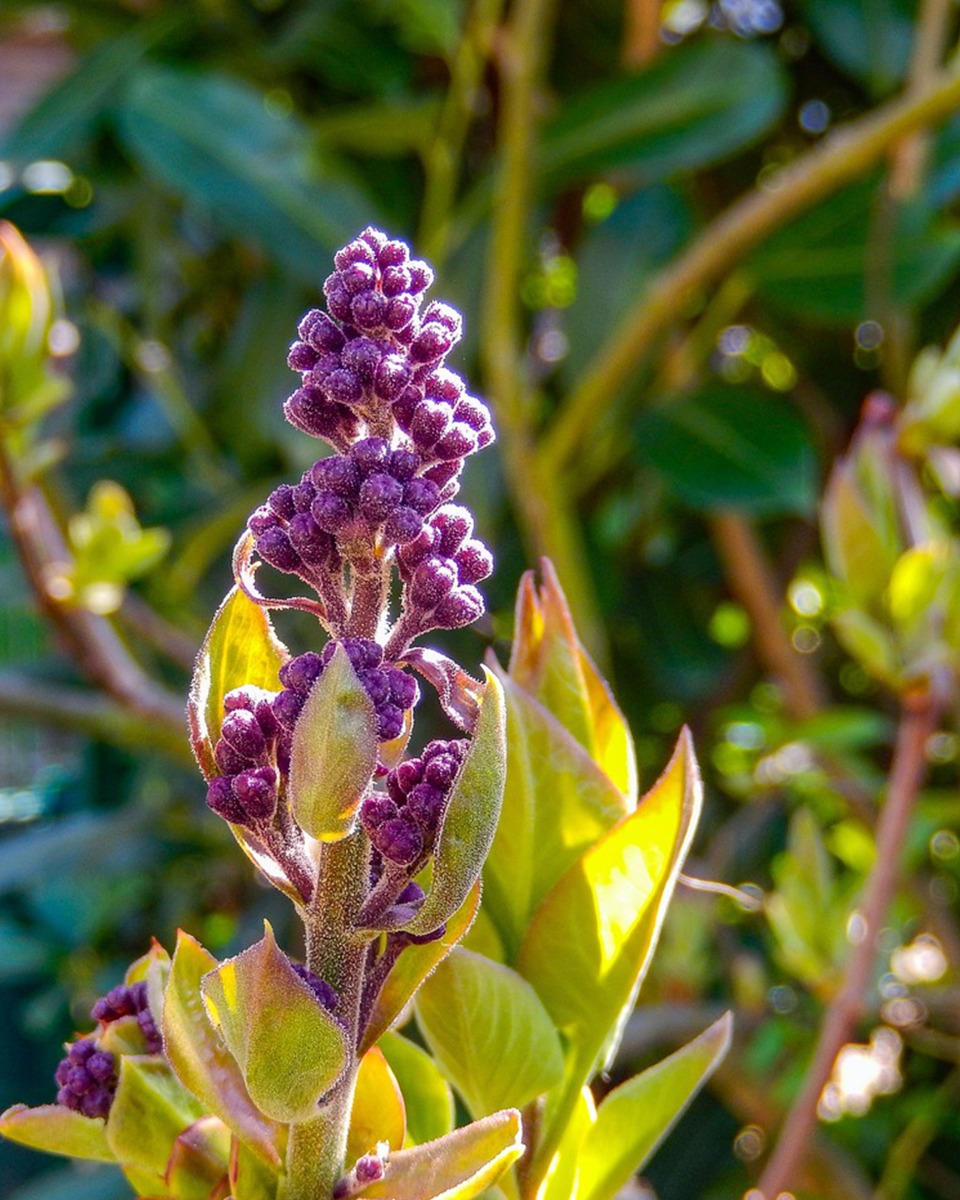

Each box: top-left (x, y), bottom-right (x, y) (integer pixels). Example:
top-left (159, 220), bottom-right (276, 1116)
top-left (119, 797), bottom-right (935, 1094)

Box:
top-left (283, 834), bottom-right (370, 1200)
top-left (542, 63), bottom-right (960, 476)
top-left (756, 690), bottom-right (940, 1198)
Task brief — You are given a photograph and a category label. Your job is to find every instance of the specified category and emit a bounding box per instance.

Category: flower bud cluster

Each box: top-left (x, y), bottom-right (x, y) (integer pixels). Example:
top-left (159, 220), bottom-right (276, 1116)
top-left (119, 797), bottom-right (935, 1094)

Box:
top-left (360, 738), bottom-right (468, 866)
top-left (246, 226), bottom-right (495, 646)
top-left (54, 981), bottom-right (161, 1119)
top-left (207, 686), bottom-right (282, 827)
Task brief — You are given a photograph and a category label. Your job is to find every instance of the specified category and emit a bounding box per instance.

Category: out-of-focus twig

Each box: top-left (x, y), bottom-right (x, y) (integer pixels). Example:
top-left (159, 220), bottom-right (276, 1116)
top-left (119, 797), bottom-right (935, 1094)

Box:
top-left (0, 439), bottom-right (185, 738)
top-left (757, 690), bottom-right (940, 1198)
top-left (622, 0), bottom-right (661, 68)
top-left (120, 591), bottom-right (198, 673)
top-left (543, 64), bottom-right (960, 478)
top-left (889, 0), bottom-right (954, 199)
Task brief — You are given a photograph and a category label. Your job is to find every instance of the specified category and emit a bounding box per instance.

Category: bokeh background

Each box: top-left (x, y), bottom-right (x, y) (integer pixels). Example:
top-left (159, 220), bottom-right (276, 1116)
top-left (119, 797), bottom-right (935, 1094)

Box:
top-left (2, 1), bottom-right (960, 1197)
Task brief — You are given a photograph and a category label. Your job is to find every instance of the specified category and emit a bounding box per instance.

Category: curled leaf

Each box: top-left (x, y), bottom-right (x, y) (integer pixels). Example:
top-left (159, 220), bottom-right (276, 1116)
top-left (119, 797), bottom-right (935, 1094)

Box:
top-left (0, 1104), bottom-right (115, 1163)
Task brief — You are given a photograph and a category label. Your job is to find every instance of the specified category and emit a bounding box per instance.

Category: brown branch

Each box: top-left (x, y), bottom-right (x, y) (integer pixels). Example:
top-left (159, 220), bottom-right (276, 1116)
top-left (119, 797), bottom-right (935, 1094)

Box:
top-left (120, 590), bottom-right (198, 673)
top-left (708, 512), bottom-right (825, 720)
top-left (622, 0), bottom-right (661, 69)
top-left (756, 690), bottom-right (940, 1198)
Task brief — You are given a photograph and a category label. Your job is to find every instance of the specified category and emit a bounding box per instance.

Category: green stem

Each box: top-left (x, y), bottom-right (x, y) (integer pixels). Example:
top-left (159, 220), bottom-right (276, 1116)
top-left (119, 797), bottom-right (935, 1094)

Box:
top-left (283, 834), bottom-right (370, 1200)
top-left (542, 61), bottom-right (960, 476)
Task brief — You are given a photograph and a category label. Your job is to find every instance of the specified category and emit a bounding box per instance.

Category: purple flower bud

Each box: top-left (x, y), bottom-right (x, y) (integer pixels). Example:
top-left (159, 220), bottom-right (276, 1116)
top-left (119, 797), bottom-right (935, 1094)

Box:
top-left (387, 667), bottom-right (418, 709)
top-left (377, 703), bottom-right (405, 742)
top-left (339, 262), bottom-right (376, 295)
top-left (359, 226), bottom-right (388, 253)
top-left (391, 384), bottom-right (422, 431)
top-left (279, 651), bottom-right (325, 695)
top-left (313, 455), bottom-right (361, 497)
top-left (456, 540), bottom-right (494, 584)
top-left (287, 341), bottom-right (319, 372)
top-left (273, 688), bottom-right (305, 729)
top-left (326, 368), bottom-right (363, 406)
top-left (435, 423), bottom-right (479, 460)
top-left (288, 513), bottom-right (334, 565)
top-left (406, 783), bottom-right (445, 830)
top-left (334, 240), bottom-right (376, 270)
top-left (86, 1052), bottom-right (115, 1084)
top-left (299, 309), bottom-right (346, 352)
top-left (380, 265), bottom-right (411, 297)
top-left (360, 793), bottom-right (398, 834)
top-left (374, 816), bottom-right (424, 865)
top-left (433, 506), bottom-right (473, 556)
top-left (403, 477), bottom-right (441, 516)
top-left (221, 709), bottom-right (267, 760)
top-left (398, 526), bottom-right (440, 573)
top-left (351, 289), bottom-right (387, 330)
top-left (410, 400), bottom-right (452, 449)
top-left (324, 280), bottom-right (353, 323)
top-left (388, 448), bottom-right (420, 481)
top-left (394, 758), bottom-right (423, 794)
top-left (355, 1155), bottom-right (385, 1184)
top-left (341, 336), bottom-right (383, 380)
top-left (341, 637), bottom-right (383, 670)
top-left (207, 776), bottom-right (247, 824)
top-left (293, 480), bottom-right (317, 512)
top-left (411, 557), bottom-right (458, 607)
top-left (434, 585), bottom-right (485, 628)
top-left (138, 1007), bottom-right (163, 1054)
top-left (385, 295), bottom-right (417, 331)
top-left (257, 526), bottom-right (302, 573)
top-left (425, 368), bottom-right (465, 404)
top-left (269, 484), bottom-right (298, 520)
top-left (224, 689), bottom-right (255, 712)
top-left (350, 436), bottom-right (390, 474)
top-left (234, 767), bottom-right (279, 821)
top-left (373, 354), bottom-right (411, 400)
top-left (454, 395), bottom-right (490, 430)
top-left (215, 739), bottom-right (251, 775)
top-left (407, 260), bottom-right (434, 293)
top-left (67, 1066), bottom-right (93, 1095)
top-left (248, 505), bottom-right (279, 536)
top-left (359, 668), bottom-right (390, 707)
top-left (384, 506), bottom-right (422, 545)
top-left (81, 1087), bottom-right (114, 1119)
top-left (424, 753), bottom-right (459, 791)
top-left (311, 491), bottom-right (353, 533)
top-left (359, 473), bottom-right (403, 522)
top-left (422, 460), bottom-right (462, 491)
top-left (290, 962), bottom-right (340, 1014)
top-left (411, 323), bottom-right (454, 364)
top-left (379, 240), bottom-right (409, 269)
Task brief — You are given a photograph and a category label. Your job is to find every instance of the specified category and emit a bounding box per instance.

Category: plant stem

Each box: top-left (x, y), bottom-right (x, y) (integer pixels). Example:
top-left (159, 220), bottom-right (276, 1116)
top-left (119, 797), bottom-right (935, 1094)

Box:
top-left (756, 689), bottom-right (939, 1199)
top-left (542, 63), bottom-right (960, 475)
top-left (283, 834), bottom-right (370, 1200)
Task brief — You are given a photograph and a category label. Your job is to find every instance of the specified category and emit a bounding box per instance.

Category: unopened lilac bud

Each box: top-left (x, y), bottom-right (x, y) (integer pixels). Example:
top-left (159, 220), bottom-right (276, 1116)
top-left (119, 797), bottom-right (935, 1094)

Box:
top-left (411, 557), bottom-right (457, 607)
top-left (288, 342), bottom-right (319, 372)
top-left (359, 668), bottom-right (390, 707)
top-left (257, 526), bottom-right (302, 573)
top-left (340, 262), bottom-right (376, 295)
top-left (377, 703), bottom-right (404, 741)
top-left (273, 688), bottom-right (305, 729)
top-left (279, 651), bottom-right (325, 695)
top-left (326, 368), bottom-right (363, 407)
top-left (341, 337), bottom-right (382, 381)
top-left (311, 491), bottom-right (353, 533)
top-left (360, 793), bottom-right (398, 834)
top-left (269, 484), bottom-right (298, 520)
top-left (434, 584), bottom-right (485, 628)
top-left (403, 477), bottom-right (441, 516)
top-left (424, 753), bottom-right (459, 790)
top-left (406, 783), bottom-right (445, 830)
top-left (215, 739), bottom-right (251, 775)
top-left (313, 455), bottom-right (361, 497)
top-left (356, 1155), bottom-right (385, 1184)
top-left (290, 962), bottom-right (340, 1014)
top-left (384, 506), bottom-right (423, 545)
top-left (410, 400), bottom-right (452, 449)
top-left (87, 1052), bottom-right (115, 1084)
top-left (388, 448), bottom-right (420, 481)
top-left (433, 506), bottom-right (473, 556)
top-left (387, 668), bottom-right (418, 709)
top-left (351, 436), bottom-right (390, 474)
top-left (435, 423), bottom-right (478, 460)
top-left (248, 505), bottom-right (279, 536)
top-left (335, 240), bottom-right (376, 270)
top-left (359, 226), bottom-right (388, 253)
top-left (207, 776), bottom-right (247, 824)
top-left (299, 310), bottom-right (346, 351)
top-left (385, 295), bottom-right (417, 331)
top-left (221, 709), bottom-right (267, 760)
top-left (340, 637), bottom-right (384, 670)
top-left (373, 353), bottom-right (411, 400)
top-left (422, 460), bottom-right (462, 492)
top-left (411, 323), bottom-right (454, 365)
top-left (374, 816), bottom-right (424, 865)
top-left (233, 767), bottom-right (278, 821)
top-left (379, 239), bottom-right (409, 269)
top-left (408, 261), bottom-right (434, 292)
top-left (351, 290), bottom-right (387, 330)
top-left (456, 540), bottom-right (494, 584)
top-left (394, 759), bottom-right (423, 795)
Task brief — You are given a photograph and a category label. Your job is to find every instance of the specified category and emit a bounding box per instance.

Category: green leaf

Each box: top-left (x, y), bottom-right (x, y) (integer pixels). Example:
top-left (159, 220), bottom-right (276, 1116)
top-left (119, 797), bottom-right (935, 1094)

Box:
top-left (483, 672), bottom-right (627, 962)
top-left (541, 40), bottom-right (787, 189)
top-left (188, 584), bottom-right (288, 779)
top-left (404, 670), bottom-right (506, 937)
top-left (0, 1104), bottom-right (115, 1163)
top-left (202, 921), bottom-right (347, 1123)
top-left (579, 1015), bottom-right (732, 1200)
top-left (162, 931), bottom-right (280, 1167)
top-left (634, 387), bottom-right (818, 516)
top-left (354, 1110), bottom-right (523, 1200)
top-left (517, 729), bottom-right (702, 1077)
top-left (347, 1047), bottom-right (406, 1163)
top-left (751, 180), bottom-right (960, 322)
top-left (289, 645), bottom-right (379, 840)
top-left (508, 562), bottom-right (637, 804)
top-left (164, 1115), bottom-right (231, 1200)
top-left (799, 0), bottom-right (912, 95)
top-left (415, 948), bottom-right (564, 1119)
top-left (540, 1088), bottom-right (596, 1200)
top-left (361, 882), bottom-right (480, 1053)
top-left (115, 66), bottom-right (375, 284)
top-left (379, 1032), bottom-right (455, 1147)
top-left (106, 1057), bottom-right (206, 1178)
top-left (0, 22), bottom-right (177, 161)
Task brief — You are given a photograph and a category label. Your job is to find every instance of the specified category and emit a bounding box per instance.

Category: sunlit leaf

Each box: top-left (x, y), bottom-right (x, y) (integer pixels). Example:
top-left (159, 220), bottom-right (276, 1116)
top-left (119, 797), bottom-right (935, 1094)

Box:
top-left (415, 947), bottom-right (564, 1118)
top-left (540, 1087), bottom-right (596, 1200)
top-left (579, 1015), bottom-right (732, 1200)
top-left (0, 1104), bottom-right (115, 1163)
top-left (403, 671), bottom-right (505, 937)
top-left (162, 931), bottom-right (280, 1167)
top-left (202, 922), bottom-right (346, 1124)
top-left (289, 645), bottom-right (378, 840)
top-left (378, 1032), bottom-right (454, 1147)
top-left (106, 1057), bottom-right (206, 1177)
top-left (354, 1110), bottom-right (523, 1200)
top-left (164, 1115), bottom-right (231, 1200)
top-left (347, 1047), bottom-right (406, 1164)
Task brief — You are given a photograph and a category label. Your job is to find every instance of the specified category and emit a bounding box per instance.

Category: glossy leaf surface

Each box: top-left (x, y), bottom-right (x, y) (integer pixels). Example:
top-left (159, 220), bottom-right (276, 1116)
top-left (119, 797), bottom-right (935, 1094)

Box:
top-left (106, 1057), bottom-right (205, 1178)
top-left (347, 1047), bottom-right (406, 1163)
top-left (415, 947), bottom-right (564, 1118)
top-left (379, 1032), bottom-right (455, 1147)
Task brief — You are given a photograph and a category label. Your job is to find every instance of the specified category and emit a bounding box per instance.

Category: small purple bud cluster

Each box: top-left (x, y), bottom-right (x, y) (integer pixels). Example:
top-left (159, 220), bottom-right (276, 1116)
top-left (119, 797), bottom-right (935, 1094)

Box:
top-left (54, 981), bottom-right (161, 1118)
top-left (207, 686), bottom-right (282, 827)
top-left (290, 961), bottom-right (340, 1016)
top-left (274, 639), bottom-right (419, 743)
top-left (247, 226), bottom-right (495, 643)
top-left (91, 980), bottom-right (162, 1054)
top-left (360, 738), bottom-right (467, 865)
top-left (54, 1038), bottom-right (116, 1119)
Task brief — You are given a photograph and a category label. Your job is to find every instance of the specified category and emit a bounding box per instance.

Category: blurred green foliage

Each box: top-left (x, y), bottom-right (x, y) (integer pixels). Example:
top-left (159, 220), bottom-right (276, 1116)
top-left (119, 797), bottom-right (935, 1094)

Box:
top-left (2, 0), bottom-right (960, 1197)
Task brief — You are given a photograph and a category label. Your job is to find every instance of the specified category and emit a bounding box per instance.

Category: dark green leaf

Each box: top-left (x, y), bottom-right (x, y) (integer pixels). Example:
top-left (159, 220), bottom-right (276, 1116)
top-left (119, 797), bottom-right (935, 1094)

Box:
top-left (634, 386), bottom-right (818, 516)
top-left (799, 0), bottom-right (913, 95)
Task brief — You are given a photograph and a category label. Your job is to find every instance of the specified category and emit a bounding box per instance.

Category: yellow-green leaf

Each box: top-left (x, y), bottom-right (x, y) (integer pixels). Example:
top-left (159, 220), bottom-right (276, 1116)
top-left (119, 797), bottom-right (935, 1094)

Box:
top-left (540, 1087), bottom-right (595, 1200)
top-left (579, 1014), bottom-right (732, 1200)
top-left (415, 948), bottom-right (563, 1118)
top-left (163, 931), bottom-right (280, 1166)
top-left (164, 1114), bottom-right (231, 1200)
top-left (355, 1109), bottom-right (523, 1200)
top-left (404, 671), bottom-right (506, 937)
top-left (0, 1104), bottom-right (115, 1163)
top-left (202, 921), bottom-right (347, 1124)
top-left (484, 671), bottom-right (626, 961)
top-left (379, 1032), bottom-right (454, 1147)
top-left (361, 882), bottom-right (480, 1054)
top-left (106, 1056), bottom-right (206, 1177)
top-left (347, 1047), bottom-right (406, 1164)
top-left (289, 644), bottom-right (379, 841)
top-left (188, 585), bottom-right (288, 778)
top-left (517, 729), bottom-right (701, 1074)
